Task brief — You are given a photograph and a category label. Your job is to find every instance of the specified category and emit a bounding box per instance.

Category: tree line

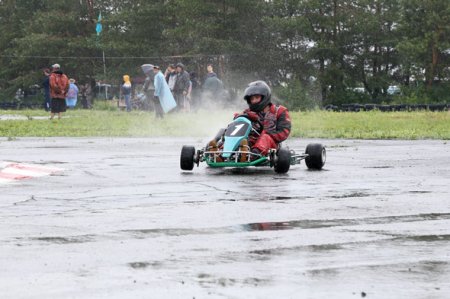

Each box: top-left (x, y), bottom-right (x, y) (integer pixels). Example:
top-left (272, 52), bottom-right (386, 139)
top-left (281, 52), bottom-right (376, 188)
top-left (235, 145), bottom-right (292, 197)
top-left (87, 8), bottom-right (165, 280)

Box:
top-left (0, 0), bottom-right (448, 110)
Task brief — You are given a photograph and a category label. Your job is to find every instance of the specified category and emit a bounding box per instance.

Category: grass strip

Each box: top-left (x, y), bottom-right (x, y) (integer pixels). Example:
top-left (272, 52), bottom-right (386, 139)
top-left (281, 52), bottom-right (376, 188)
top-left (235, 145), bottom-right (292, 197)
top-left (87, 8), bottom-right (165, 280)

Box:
top-left (0, 109), bottom-right (449, 140)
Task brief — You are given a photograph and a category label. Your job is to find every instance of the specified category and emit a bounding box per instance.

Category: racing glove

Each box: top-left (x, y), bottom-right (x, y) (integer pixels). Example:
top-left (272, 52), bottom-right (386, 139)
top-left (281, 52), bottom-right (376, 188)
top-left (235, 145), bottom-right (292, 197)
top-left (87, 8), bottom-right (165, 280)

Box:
top-left (245, 111), bottom-right (259, 122)
top-left (233, 111), bottom-right (259, 122)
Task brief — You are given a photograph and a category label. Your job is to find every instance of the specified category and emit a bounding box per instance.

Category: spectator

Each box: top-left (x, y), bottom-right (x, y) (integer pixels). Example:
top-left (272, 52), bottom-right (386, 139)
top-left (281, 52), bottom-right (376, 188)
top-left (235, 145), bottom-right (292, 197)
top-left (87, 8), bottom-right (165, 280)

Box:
top-left (186, 80), bottom-right (192, 112)
top-left (203, 64), bottom-right (224, 103)
top-left (49, 63), bottom-right (69, 120)
top-left (80, 83), bottom-right (88, 109)
top-left (173, 63), bottom-right (190, 112)
top-left (87, 78), bottom-right (95, 108)
top-left (80, 79), bottom-right (94, 109)
top-left (15, 88), bottom-right (24, 101)
top-left (164, 64), bottom-right (177, 92)
top-left (42, 68), bottom-right (51, 111)
top-left (152, 65), bottom-right (176, 117)
top-left (66, 78), bottom-right (79, 109)
top-left (121, 74), bottom-right (132, 112)
top-left (141, 63), bottom-right (155, 111)
top-left (206, 63), bottom-right (217, 78)
top-left (189, 71), bottom-right (201, 109)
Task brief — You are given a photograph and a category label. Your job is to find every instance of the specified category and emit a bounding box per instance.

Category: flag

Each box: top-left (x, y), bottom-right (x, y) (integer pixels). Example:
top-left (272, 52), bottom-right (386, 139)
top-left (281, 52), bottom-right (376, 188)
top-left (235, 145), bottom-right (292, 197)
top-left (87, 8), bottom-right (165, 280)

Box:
top-left (96, 12), bottom-right (102, 36)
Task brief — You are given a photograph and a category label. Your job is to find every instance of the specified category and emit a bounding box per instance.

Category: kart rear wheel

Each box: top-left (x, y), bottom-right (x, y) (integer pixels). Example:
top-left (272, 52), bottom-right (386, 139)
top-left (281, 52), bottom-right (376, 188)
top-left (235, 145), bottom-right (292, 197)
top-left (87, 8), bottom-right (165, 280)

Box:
top-left (305, 143), bottom-right (326, 170)
top-left (274, 148), bottom-right (291, 174)
top-left (180, 145), bottom-right (196, 171)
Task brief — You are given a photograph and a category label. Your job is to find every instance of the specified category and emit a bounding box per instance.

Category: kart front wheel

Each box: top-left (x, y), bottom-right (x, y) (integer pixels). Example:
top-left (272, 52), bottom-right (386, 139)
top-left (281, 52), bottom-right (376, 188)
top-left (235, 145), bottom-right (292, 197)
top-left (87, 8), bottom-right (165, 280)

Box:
top-left (274, 148), bottom-right (291, 174)
top-left (180, 145), bottom-right (196, 171)
top-left (305, 143), bottom-right (326, 170)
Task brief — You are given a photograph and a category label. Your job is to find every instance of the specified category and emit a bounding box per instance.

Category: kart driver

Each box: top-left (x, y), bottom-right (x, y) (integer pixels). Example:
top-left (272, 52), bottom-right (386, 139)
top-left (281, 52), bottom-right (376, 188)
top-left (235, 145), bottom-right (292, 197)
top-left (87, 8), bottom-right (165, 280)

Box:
top-left (239, 80), bottom-right (291, 159)
top-left (209, 80), bottom-right (291, 161)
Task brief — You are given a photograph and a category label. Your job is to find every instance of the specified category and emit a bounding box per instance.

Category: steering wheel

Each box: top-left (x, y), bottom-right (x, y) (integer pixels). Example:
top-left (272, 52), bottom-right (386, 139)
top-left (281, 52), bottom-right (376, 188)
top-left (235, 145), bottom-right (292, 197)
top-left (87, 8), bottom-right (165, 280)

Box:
top-left (236, 114), bottom-right (263, 135)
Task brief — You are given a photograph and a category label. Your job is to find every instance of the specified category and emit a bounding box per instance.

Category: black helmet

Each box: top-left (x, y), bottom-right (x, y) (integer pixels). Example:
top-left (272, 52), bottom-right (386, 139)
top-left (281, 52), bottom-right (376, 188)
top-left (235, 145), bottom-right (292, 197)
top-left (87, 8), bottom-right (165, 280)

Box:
top-left (243, 81), bottom-right (271, 112)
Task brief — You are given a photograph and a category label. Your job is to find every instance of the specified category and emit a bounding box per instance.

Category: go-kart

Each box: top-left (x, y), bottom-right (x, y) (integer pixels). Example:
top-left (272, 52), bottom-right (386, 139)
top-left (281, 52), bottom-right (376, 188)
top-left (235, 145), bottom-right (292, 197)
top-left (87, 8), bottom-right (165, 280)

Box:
top-left (180, 115), bottom-right (326, 173)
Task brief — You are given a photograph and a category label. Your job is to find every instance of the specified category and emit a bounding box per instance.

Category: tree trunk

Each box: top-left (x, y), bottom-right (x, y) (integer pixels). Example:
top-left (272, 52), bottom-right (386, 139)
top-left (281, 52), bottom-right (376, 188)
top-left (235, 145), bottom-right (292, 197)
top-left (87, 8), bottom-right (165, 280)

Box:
top-left (428, 39), bottom-right (440, 88)
top-left (427, 27), bottom-right (443, 88)
top-left (86, 0), bottom-right (95, 23)
top-left (319, 57), bottom-right (327, 104)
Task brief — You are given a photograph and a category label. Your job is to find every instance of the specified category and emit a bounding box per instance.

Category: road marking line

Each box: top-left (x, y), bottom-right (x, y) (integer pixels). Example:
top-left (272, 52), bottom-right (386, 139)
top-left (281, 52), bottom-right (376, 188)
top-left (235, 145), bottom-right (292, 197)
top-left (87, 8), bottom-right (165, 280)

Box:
top-left (0, 162), bottom-right (63, 184)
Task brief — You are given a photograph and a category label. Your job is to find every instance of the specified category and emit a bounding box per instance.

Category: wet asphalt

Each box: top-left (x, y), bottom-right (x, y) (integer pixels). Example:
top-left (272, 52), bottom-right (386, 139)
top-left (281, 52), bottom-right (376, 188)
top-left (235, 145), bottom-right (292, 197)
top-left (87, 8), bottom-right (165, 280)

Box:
top-left (0, 137), bottom-right (449, 299)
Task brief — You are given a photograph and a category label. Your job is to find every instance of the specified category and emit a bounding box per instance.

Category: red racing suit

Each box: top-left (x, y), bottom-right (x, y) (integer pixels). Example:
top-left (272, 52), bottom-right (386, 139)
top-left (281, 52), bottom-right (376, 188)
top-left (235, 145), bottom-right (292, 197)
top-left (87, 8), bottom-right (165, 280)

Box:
top-left (238, 103), bottom-right (291, 155)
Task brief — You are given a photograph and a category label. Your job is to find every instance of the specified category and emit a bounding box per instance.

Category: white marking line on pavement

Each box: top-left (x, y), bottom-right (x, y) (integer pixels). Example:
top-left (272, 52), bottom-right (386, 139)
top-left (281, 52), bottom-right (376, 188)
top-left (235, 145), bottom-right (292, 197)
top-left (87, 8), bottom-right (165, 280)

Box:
top-left (0, 162), bottom-right (63, 184)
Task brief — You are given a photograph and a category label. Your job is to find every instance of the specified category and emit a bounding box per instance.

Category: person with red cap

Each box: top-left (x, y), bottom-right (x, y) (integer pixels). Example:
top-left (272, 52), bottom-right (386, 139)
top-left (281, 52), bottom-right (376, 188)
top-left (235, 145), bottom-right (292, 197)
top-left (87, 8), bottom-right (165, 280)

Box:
top-left (49, 63), bottom-right (69, 120)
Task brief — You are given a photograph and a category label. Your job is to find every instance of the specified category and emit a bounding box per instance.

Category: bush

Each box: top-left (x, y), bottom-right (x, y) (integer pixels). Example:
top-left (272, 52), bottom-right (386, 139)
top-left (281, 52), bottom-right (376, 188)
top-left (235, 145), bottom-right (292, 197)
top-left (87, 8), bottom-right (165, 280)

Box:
top-left (330, 89), bottom-right (372, 106)
top-left (397, 82), bottom-right (450, 105)
top-left (273, 80), bottom-right (318, 111)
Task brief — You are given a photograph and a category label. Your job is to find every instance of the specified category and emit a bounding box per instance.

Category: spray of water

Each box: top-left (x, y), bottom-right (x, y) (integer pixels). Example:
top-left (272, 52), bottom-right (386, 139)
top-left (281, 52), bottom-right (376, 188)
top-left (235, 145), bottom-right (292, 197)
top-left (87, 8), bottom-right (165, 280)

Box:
top-left (127, 71), bottom-right (298, 139)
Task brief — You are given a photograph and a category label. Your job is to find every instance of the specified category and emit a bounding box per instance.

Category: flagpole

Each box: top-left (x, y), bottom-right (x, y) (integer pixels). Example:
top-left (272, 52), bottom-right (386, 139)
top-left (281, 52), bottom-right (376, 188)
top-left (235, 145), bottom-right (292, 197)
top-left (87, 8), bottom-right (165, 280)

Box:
top-left (102, 50), bottom-right (106, 78)
top-left (96, 12), bottom-right (106, 84)
top-left (102, 50), bottom-right (107, 99)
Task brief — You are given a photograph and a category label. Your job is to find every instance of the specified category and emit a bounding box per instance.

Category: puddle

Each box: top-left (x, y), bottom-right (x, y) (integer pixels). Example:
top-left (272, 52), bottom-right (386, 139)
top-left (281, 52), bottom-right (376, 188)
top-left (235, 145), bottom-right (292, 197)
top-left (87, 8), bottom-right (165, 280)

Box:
top-left (36, 161), bottom-right (68, 165)
top-left (32, 235), bottom-right (93, 244)
top-left (242, 222), bottom-right (292, 231)
top-left (249, 249), bottom-right (274, 255)
top-left (219, 195), bottom-right (312, 202)
top-left (197, 274), bottom-right (269, 287)
top-left (120, 213), bottom-right (450, 238)
top-left (309, 244), bottom-right (344, 251)
top-left (243, 243), bottom-right (344, 260)
top-left (330, 192), bottom-right (371, 198)
top-left (364, 166), bottom-right (394, 169)
top-left (128, 261), bottom-right (163, 269)
top-left (408, 190), bottom-right (432, 194)
top-left (28, 146), bottom-right (73, 149)
top-left (400, 234), bottom-right (450, 242)
top-left (128, 262), bottom-right (150, 269)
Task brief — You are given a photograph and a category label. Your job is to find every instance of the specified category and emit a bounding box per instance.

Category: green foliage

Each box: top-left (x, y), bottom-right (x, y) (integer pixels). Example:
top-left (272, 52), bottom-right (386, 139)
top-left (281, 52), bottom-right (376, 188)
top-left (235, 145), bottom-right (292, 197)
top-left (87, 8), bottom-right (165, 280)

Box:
top-left (273, 80), bottom-right (318, 111)
top-left (397, 0), bottom-right (450, 86)
top-left (331, 89), bottom-right (373, 106)
top-left (398, 82), bottom-right (450, 104)
top-left (0, 0), bottom-right (449, 106)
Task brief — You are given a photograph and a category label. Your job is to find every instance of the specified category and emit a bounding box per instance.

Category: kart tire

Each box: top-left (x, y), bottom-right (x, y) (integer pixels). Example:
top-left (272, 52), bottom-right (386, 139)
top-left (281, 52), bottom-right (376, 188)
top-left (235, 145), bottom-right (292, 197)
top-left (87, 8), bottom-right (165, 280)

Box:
top-left (274, 148), bottom-right (291, 174)
top-left (305, 143), bottom-right (326, 170)
top-left (180, 145), bottom-right (196, 171)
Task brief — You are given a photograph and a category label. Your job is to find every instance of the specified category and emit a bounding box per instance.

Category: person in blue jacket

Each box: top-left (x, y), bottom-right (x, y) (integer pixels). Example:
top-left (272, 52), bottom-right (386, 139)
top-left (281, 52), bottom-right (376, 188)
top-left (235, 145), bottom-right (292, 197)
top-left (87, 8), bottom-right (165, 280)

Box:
top-left (66, 78), bottom-right (79, 109)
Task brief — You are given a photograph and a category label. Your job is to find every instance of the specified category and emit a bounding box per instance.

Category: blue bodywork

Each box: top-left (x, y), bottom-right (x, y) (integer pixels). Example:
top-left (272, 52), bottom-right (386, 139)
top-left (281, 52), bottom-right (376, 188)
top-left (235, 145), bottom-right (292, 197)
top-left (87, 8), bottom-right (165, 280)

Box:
top-left (221, 116), bottom-right (252, 158)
